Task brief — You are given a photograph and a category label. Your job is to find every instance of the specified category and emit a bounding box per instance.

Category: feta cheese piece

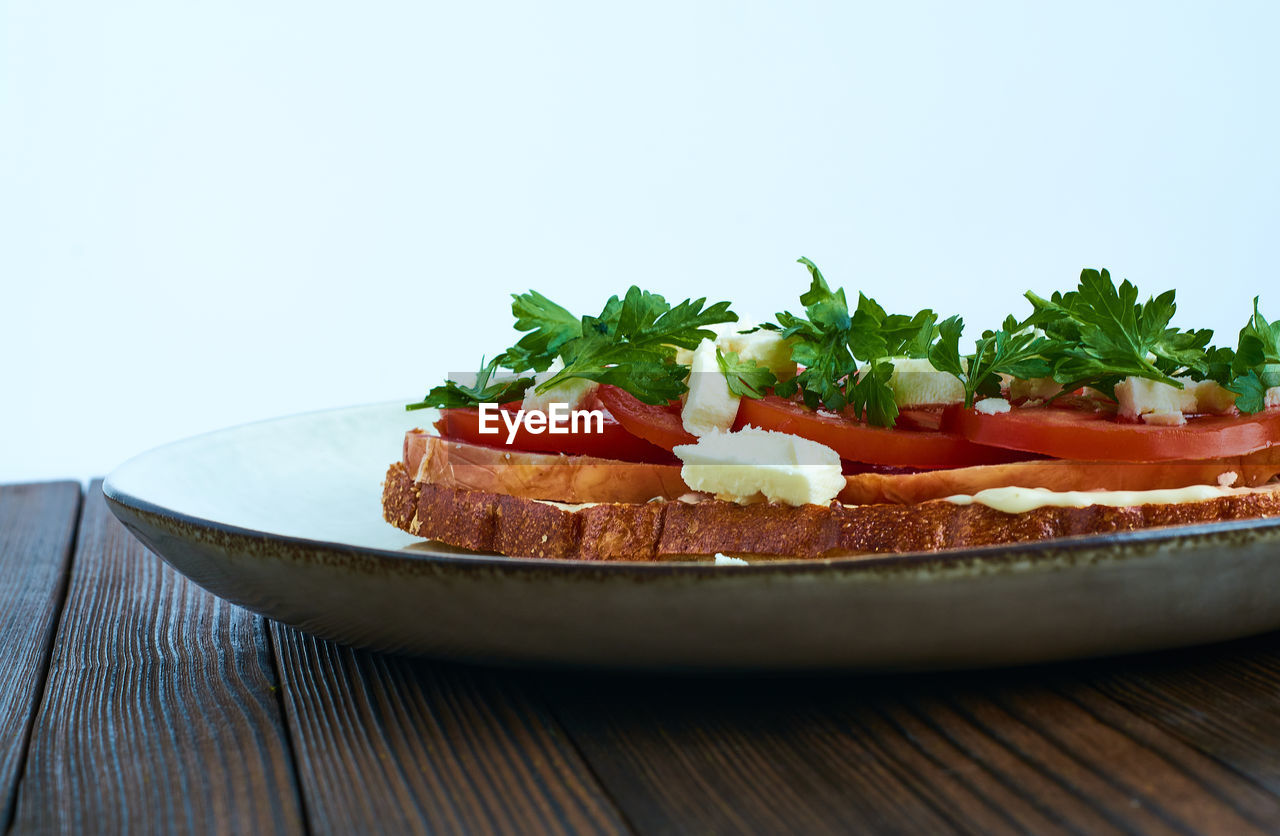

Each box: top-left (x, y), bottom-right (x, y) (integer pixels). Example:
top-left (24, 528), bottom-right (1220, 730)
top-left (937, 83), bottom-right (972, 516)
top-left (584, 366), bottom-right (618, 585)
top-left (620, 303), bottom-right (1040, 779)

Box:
top-left (865, 357), bottom-right (964, 407)
top-left (1008, 376), bottom-right (1062, 401)
top-left (974, 397), bottom-right (1011, 414)
top-left (1188, 380), bottom-right (1238, 414)
top-left (521, 358), bottom-right (599, 413)
top-left (1268, 387), bottom-right (1280, 409)
top-left (714, 553), bottom-right (749, 566)
top-left (1138, 410), bottom-right (1188, 426)
top-left (716, 329), bottom-right (797, 382)
top-left (681, 339), bottom-right (741, 436)
top-left (1114, 377), bottom-right (1198, 426)
top-left (673, 322), bottom-right (738, 367)
top-left (1114, 376), bottom-right (1241, 425)
top-left (674, 427), bottom-right (845, 506)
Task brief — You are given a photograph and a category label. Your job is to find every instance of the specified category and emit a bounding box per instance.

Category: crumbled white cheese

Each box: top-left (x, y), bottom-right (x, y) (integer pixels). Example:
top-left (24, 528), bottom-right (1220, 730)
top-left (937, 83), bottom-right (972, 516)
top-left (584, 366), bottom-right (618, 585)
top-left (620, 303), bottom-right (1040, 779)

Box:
top-left (1008, 377), bottom-right (1062, 401)
top-left (1193, 380), bottom-right (1239, 414)
top-left (1218, 471), bottom-right (1239, 488)
top-left (716, 329), bottom-right (797, 382)
top-left (673, 322), bottom-right (738, 366)
top-left (974, 397), bottom-right (1011, 414)
top-left (714, 553), bottom-right (750, 566)
top-left (681, 338), bottom-right (741, 436)
top-left (1267, 386), bottom-right (1280, 409)
top-left (1114, 376), bottom-right (1240, 425)
top-left (1115, 377), bottom-right (1196, 426)
top-left (521, 358), bottom-right (599, 413)
top-left (674, 427), bottom-right (845, 506)
top-left (861, 357), bottom-right (964, 407)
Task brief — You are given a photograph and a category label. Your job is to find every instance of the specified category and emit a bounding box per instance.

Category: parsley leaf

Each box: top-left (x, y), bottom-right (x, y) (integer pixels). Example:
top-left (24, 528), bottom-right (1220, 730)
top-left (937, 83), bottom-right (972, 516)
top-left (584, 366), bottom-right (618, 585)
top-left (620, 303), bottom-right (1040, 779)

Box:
top-left (536, 286), bottom-right (737, 404)
top-left (716, 348), bottom-right (777, 398)
top-left (1025, 268), bottom-right (1210, 398)
top-left (927, 315), bottom-right (966, 379)
top-left (1231, 371), bottom-right (1272, 414)
top-left (411, 285), bottom-right (737, 409)
top-left (407, 357), bottom-right (534, 410)
top-left (773, 258), bottom-right (859, 412)
top-left (1232, 297), bottom-right (1280, 372)
top-left (773, 257), bottom-right (938, 425)
top-left (849, 359), bottom-right (899, 427)
top-left (503, 291), bottom-right (581, 373)
top-left (1198, 345), bottom-right (1237, 387)
top-left (1228, 298), bottom-right (1280, 413)
top-left (858, 295), bottom-right (938, 358)
top-left (930, 315), bottom-right (1056, 407)
top-left (849, 296), bottom-right (937, 425)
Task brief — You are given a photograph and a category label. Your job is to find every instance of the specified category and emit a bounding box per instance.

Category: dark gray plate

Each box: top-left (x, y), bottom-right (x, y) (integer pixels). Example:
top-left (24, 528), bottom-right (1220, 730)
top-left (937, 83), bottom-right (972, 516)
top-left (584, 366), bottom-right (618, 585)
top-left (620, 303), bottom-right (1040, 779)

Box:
top-left (104, 402), bottom-right (1280, 669)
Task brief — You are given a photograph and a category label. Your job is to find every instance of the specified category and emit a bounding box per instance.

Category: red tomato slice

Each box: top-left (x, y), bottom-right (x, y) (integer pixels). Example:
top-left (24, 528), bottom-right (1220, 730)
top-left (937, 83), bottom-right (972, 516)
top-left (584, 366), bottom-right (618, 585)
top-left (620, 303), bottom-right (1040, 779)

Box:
top-left (944, 404), bottom-right (1280, 462)
top-left (435, 402), bottom-right (676, 463)
top-left (596, 386), bottom-right (698, 451)
top-left (737, 396), bottom-right (1030, 469)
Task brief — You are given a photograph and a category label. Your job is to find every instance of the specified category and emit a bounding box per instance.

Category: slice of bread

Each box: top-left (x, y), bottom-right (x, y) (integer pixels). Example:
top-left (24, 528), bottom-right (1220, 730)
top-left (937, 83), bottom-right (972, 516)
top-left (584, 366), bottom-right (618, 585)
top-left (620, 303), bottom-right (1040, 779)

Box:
top-left (406, 430), bottom-right (1280, 507)
top-left (382, 461), bottom-right (1280, 561)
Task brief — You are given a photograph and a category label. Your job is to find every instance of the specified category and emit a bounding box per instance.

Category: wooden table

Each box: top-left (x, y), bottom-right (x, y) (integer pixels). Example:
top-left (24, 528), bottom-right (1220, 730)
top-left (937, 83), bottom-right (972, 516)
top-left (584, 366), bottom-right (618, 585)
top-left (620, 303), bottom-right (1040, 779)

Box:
top-left (5, 481), bottom-right (1280, 834)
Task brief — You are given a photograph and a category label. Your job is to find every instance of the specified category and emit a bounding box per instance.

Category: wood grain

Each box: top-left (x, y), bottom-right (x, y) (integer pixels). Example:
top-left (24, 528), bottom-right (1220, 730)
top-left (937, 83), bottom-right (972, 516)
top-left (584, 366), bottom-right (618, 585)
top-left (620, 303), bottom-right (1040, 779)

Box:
top-left (0, 482), bottom-right (80, 830)
top-left (1067, 633), bottom-right (1280, 798)
top-left (541, 663), bottom-right (1280, 835)
top-left (10, 479), bottom-right (1280, 834)
top-left (10, 483), bottom-right (305, 834)
top-left (270, 624), bottom-right (631, 835)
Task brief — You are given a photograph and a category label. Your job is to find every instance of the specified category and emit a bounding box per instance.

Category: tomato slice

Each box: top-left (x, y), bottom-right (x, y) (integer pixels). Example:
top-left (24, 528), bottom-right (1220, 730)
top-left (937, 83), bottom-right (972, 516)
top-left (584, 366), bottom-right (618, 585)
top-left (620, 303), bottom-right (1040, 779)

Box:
top-left (435, 402), bottom-right (676, 463)
top-left (595, 386), bottom-right (699, 451)
top-left (737, 396), bottom-right (1030, 469)
top-left (944, 404), bottom-right (1280, 462)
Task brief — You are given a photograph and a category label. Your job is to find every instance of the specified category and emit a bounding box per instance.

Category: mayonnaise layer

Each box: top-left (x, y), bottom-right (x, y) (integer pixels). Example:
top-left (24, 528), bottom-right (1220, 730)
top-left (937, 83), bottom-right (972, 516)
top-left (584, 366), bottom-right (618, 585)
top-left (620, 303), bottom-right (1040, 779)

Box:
top-left (944, 484), bottom-right (1243, 515)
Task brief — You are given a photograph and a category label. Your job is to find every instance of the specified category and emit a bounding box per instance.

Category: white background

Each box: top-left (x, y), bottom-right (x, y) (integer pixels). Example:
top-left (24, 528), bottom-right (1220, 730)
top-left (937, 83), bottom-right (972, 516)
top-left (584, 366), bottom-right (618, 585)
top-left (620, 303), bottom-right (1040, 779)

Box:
top-left (3, 1), bottom-right (1278, 483)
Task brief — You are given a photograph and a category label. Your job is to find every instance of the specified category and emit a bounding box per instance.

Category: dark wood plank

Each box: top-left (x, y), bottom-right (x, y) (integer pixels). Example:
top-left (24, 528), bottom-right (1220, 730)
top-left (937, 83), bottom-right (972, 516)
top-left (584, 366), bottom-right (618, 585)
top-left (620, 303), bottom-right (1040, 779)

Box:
top-left (541, 664), bottom-right (1280, 835)
top-left (10, 482), bottom-right (305, 834)
top-left (0, 482), bottom-right (80, 830)
top-left (270, 624), bottom-right (631, 835)
top-left (1064, 632), bottom-right (1280, 797)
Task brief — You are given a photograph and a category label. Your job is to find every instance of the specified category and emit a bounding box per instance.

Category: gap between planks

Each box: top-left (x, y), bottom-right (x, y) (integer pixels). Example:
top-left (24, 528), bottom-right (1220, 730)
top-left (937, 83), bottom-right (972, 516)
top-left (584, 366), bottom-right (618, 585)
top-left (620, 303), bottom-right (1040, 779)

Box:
top-left (0, 482), bottom-right (81, 835)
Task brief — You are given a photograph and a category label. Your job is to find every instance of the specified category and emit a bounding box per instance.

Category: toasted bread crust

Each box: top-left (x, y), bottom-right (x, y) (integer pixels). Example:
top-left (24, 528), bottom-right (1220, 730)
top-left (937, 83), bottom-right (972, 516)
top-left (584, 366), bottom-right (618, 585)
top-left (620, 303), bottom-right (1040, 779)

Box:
top-left (382, 462), bottom-right (1280, 561)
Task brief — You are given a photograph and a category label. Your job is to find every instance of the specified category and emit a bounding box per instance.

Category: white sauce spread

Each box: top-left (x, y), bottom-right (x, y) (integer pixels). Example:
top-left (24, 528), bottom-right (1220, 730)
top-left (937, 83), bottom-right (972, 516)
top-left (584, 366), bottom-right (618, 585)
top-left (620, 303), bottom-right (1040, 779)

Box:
top-left (944, 484), bottom-right (1245, 514)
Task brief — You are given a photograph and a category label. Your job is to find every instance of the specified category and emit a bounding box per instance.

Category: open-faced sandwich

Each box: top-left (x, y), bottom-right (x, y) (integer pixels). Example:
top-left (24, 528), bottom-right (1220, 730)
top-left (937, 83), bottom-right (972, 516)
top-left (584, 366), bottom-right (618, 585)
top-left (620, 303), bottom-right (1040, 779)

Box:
top-left (383, 260), bottom-right (1280, 561)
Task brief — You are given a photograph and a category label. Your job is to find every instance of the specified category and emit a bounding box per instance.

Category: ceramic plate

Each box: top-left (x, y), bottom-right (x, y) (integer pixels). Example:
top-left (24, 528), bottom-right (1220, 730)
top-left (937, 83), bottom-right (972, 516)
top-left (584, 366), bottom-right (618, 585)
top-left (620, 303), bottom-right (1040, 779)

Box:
top-left (103, 402), bottom-right (1280, 670)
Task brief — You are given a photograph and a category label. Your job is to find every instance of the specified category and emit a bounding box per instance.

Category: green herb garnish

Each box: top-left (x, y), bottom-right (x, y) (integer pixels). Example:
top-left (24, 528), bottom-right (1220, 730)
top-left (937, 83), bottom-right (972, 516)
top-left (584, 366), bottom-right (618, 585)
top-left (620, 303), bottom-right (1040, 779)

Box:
top-left (1025, 268), bottom-right (1213, 399)
top-left (406, 357), bottom-right (534, 411)
top-left (534, 287), bottom-right (736, 404)
top-left (502, 291), bottom-right (582, 373)
top-left (409, 262), bottom-right (1270, 422)
top-left (407, 286), bottom-right (737, 409)
top-left (1228, 298), bottom-right (1280, 413)
top-left (773, 258), bottom-right (859, 413)
top-left (930, 315), bottom-right (1056, 407)
top-left (773, 257), bottom-right (937, 426)
top-left (716, 348), bottom-right (777, 398)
